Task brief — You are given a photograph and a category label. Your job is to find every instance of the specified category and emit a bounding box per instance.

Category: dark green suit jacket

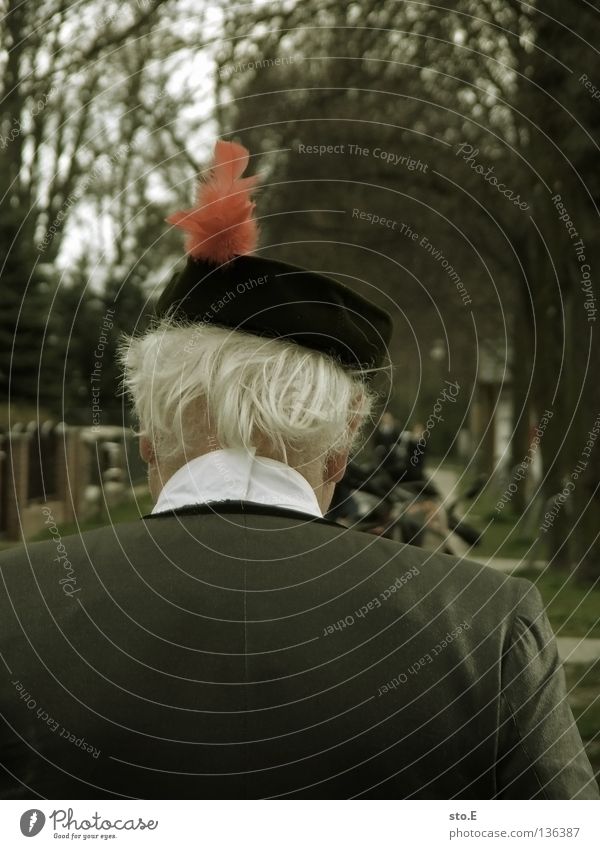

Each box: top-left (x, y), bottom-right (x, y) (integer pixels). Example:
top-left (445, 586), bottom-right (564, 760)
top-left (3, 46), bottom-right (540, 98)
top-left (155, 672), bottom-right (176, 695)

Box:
top-left (0, 501), bottom-right (597, 799)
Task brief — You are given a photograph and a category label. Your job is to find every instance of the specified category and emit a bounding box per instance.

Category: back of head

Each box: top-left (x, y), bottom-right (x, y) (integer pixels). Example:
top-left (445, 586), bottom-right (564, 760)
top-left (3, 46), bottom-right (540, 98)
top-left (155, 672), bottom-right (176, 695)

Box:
top-left (119, 318), bottom-right (376, 474)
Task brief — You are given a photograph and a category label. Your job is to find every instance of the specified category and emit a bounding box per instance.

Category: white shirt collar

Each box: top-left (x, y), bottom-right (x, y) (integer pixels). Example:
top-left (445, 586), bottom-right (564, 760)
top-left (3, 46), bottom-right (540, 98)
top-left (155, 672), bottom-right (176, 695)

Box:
top-left (151, 447), bottom-right (323, 518)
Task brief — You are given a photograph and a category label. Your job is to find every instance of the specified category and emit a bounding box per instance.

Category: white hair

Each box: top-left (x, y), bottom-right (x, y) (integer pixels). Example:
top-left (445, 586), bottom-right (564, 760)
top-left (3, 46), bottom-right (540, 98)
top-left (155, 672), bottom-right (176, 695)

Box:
top-left (119, 318), bottom-right (377, 467)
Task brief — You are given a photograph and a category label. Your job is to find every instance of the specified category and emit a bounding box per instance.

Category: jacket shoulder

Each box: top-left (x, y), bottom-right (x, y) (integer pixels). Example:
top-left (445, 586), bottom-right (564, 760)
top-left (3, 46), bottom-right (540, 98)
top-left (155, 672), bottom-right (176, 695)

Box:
top-left (346, 528), bottom-right (533, 596)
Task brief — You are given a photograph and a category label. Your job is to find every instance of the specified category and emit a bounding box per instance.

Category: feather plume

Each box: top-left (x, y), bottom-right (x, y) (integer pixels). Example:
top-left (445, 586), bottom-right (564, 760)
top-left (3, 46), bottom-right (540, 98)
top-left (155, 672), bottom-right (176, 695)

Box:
top-left (166, 140), bottom-right (259, 264)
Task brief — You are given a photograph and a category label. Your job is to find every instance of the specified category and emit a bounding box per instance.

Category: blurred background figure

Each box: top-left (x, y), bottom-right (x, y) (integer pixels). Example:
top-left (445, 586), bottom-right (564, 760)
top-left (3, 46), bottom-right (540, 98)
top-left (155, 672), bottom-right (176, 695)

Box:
top-left (373, 410), bottom-right (403, 474)
top-left (374, 413), bottom-right (427, 484)
top-left (406, 421), bottom-right (427, 482)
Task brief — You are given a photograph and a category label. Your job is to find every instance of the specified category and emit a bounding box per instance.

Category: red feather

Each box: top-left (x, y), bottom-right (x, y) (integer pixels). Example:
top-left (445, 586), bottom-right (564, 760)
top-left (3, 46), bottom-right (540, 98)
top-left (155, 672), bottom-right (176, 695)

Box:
top-left (166, 140), bottom-right (259, 264)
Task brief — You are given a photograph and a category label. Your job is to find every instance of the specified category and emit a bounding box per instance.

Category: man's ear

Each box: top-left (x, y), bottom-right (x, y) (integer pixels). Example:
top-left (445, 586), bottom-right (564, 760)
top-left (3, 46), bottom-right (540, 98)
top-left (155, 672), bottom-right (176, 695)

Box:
top-left (325, 449), bottom-right (350, 485)
top-left (139, 434), bottom-right (156, 466)
top-left (326, 409), bottom-right (363, 484)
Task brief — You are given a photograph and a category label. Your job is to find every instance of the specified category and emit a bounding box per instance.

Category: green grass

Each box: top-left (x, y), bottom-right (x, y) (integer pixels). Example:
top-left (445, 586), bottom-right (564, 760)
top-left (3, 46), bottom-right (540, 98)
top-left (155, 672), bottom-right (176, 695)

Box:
top-left (426, 460), bottom-right (537, 560)
top-left (472, 515), bottom-right (535, 560)
top-left (457, 510), bottom-right (535, 561)
top-left (437, 471), bottom-right (600, 639)
top-left (564, 662), bottom-right (600, 782)
top-left (0, 494), bottom-right (155, 551)
top-left (33, 494), bottom-right (155, 541)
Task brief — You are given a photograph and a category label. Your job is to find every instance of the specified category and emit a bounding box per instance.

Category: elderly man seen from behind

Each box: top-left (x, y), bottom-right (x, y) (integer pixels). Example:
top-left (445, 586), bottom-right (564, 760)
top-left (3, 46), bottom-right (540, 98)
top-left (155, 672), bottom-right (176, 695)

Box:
top-left (0, 140), bottom-right (596, 801)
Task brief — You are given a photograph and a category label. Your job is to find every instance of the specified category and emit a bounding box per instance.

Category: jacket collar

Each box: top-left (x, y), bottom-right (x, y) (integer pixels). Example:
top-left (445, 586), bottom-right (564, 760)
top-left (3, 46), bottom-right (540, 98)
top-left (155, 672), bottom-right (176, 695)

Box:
top-left (144, 498), bottom-right (341, 527)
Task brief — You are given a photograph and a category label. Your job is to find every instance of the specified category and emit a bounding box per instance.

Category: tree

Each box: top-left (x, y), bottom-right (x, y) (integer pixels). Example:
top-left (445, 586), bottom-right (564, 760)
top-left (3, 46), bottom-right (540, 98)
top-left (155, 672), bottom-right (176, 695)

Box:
top-left (0, 0), bottom-right (199, 413)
